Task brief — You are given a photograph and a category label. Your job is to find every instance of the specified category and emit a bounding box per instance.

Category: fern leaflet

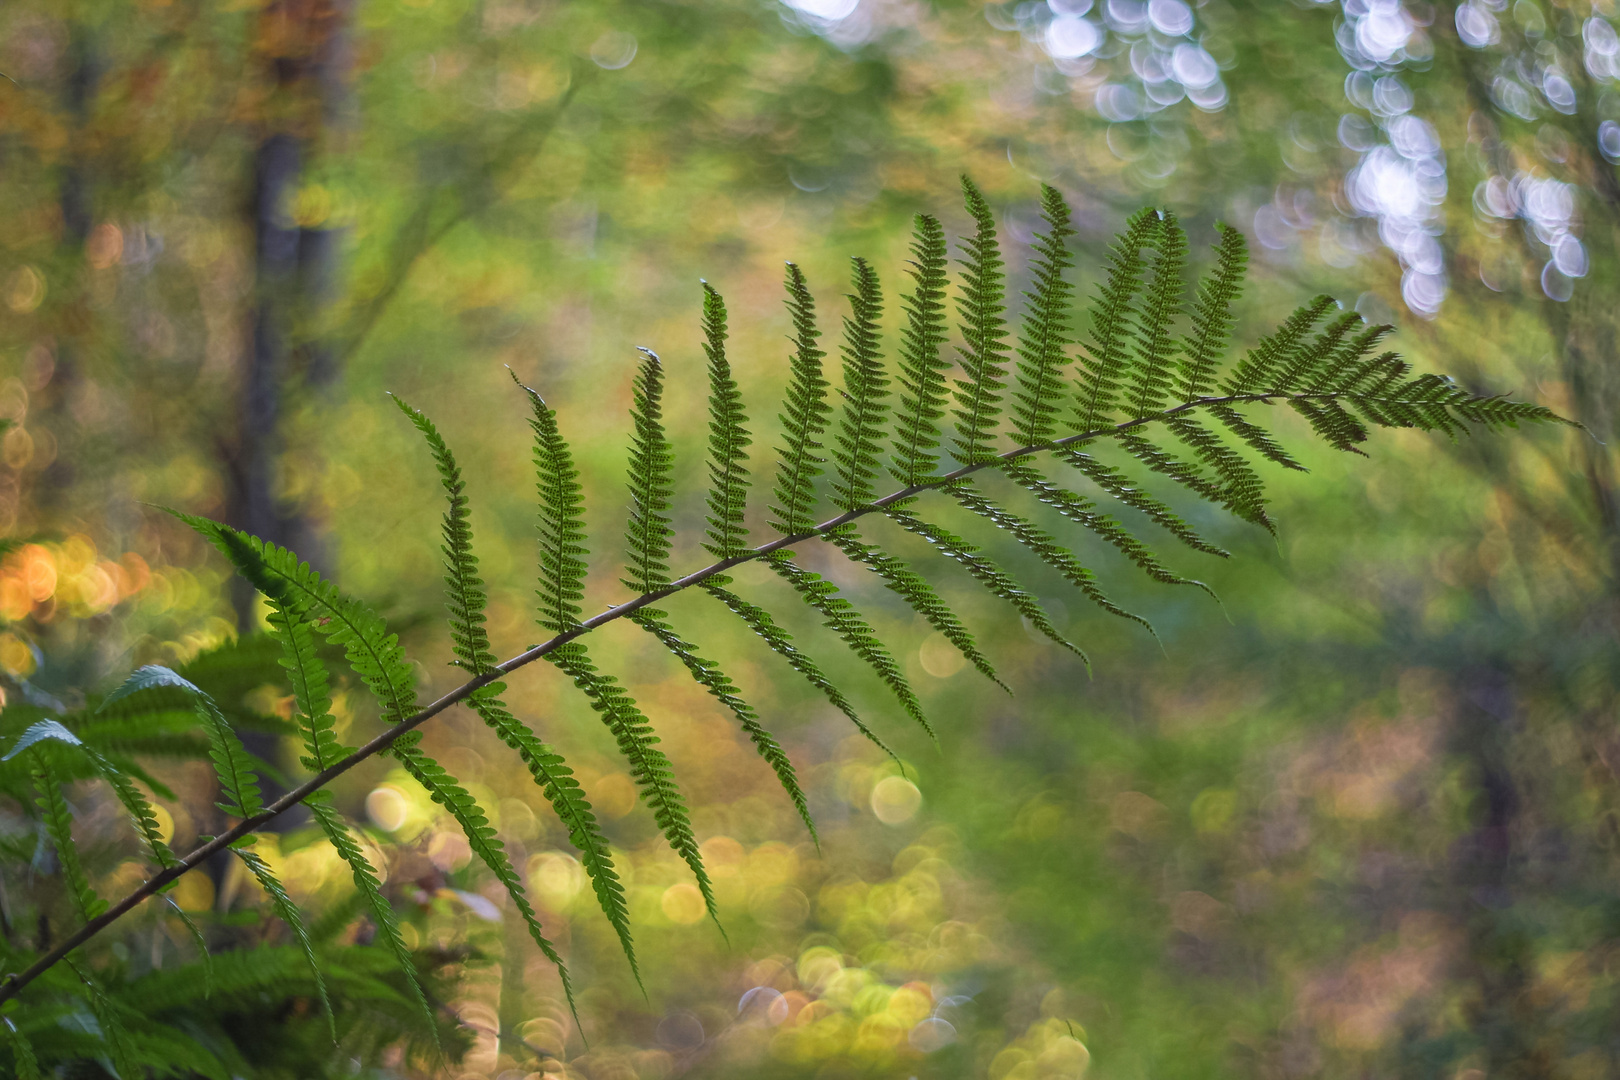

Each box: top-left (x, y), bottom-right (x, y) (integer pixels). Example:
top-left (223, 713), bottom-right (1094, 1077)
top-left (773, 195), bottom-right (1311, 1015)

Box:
top-left (703, 283), bottom-right (753, 559)
top-left (952, 175), bottom-right (1012, 465)
top-left (231, 844), bottom-right (335, 1041)
top-left (832, 256), bottom-right (890, 510)
top-left (891, 213), bottom-right (952, 487)
top-left (772, 264), bottom-right (832, 535)
top-left (1010, 184), bottom-right (1078, 448)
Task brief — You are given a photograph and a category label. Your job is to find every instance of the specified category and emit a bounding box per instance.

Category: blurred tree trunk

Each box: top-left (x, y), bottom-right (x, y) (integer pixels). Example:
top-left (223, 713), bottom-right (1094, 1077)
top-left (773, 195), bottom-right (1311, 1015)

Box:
top-left (226, 0), bottom-right (351, 629)
top-left (36, 26), bottom-right (98, 515)
top-left (220, 0), bottom-right (351, 844)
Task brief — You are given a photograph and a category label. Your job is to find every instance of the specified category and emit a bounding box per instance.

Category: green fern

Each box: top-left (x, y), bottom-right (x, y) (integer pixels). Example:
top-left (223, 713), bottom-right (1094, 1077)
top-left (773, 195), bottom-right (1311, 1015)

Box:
top-left (2, 181), bottom-right (1569, 1046)
top-left (3, 1016), bottom-right (40, 1080)
top-left (765, 551), bottom-right (934, 740)
top-left (773, 264), bottom-right (833, 536)
top-left (826, 526), bottom-right (1005, 691)
top-left (67, 960), bottom-right (139, 1079)
top-left (619, 355), bottom-right (815, 840)
top-left (833, 257), bottom-right (891, 511)
top-left (232, 843), bottom-right (335, 1041)
top-left (952, 175), bottom-right (1012, 465)
top-left (522, 379), bottom-right (720, 935)
top-left (32, 757), bottom-right (104, 923)
top-left (1010, 185), bottom-right (1078, 448)
top-left (625, 349), bottom-right (678, 593)
top-left (305, 796), bottom-right (439, 1051)
top-left (1176, 223), bottom-right (1248, 400)
top-left (885, 506), bottom-right (1085, 663)
top-left (1125, 209), bottom-right (1187, 418)
top-left (703, 283), bottom-right (753, 560)
top-left (397, 392), bottom-right (615, 1004)
top-left (891, 213), bottom-right (952, 487)
top-left (1075, 207), bottom-right (1159, 433)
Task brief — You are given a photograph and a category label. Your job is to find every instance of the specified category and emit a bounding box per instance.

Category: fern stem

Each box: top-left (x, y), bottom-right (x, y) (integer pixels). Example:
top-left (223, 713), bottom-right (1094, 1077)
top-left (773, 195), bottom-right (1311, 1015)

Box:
top-left (0, 386), bottom-right (1509, 1007)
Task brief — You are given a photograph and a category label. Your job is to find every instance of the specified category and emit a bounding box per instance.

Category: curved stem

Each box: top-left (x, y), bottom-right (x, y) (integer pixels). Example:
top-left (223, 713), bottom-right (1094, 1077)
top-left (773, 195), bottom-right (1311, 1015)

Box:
top-left (0, 391), bottom-right (1351, 1004)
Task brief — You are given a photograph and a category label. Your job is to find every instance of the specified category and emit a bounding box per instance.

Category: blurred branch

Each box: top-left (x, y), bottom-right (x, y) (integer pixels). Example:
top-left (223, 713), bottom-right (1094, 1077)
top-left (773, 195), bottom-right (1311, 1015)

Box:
top-left (331, 63), bottom-right (595, 366)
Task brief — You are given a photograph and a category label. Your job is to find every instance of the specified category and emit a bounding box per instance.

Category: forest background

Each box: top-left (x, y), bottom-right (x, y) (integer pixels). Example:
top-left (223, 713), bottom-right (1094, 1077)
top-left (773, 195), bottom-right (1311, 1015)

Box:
top-left (0, 0), bottom-right (1617, 1075)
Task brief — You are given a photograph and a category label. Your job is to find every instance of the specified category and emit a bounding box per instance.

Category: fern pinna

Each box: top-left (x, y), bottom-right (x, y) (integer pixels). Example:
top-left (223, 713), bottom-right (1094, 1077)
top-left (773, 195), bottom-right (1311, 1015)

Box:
top-left (0, 178), bottom-right (1567, 1071)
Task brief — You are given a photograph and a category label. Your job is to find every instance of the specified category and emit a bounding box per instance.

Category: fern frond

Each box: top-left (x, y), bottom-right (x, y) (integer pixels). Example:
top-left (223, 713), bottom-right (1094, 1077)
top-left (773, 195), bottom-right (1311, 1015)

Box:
top-left (66, 961), bottom-right (138, 1079)
top-left (392, 401), bottom-right (589, 1010)
top-left (400, 393), bottom-right (627, 994)
top-left (1010, 184), bottom-right (1077, 447)
top-left (624, 349), bottom-right (676, 593)
top-left (162, 895), bottom-right (212, 997)
top-left (3, 1017), bottom-right (40, 1080)
top-left (393, 394), bottom-right (496, 675)
top-left (91, 747), bottom-right (180, 870)
top-left (1126, 210), bottom-right (1186, 417)
top-left (118, 943), bottom-right (373, 1014)
top-left (702, 576), bottom-right (896, 760)
top-left (1076, 208), bottom-right (1159, 432)
top-left (702, 283), bottom-right (753, 559)
top-left (629, 608), bottom-right (815, 842)
top-left (197, 694), bottom-right (264, 820)
top-left (1272, 310), bottom-right (1362, 392)
top-left (269, 607), bottom-right (350, 773)
top-left (524, 374), bottom-right (716, 937)
top-left (948, 479), bottom-right (1157, 639)
top-left (469, 685), bottom-right (635, 991)
top-left (1308, 323), bottom-right (1399, 395)
top-left (547, 642), bottom-right (719, 935)
top-left (825, 525), bottom-right (1007, 691)
top-left (952, 176), bottom-right (1012, 465)
top-left (771, 264), bottom-right (832, 536)
top-left (1207, 403), bottom-right (1306, 472)
top-left (1112, 429), bottom-right (1244, 540)
top-left (32, 758), bottom-right (105, 922)
top-left (305, 797), bottom-right (439, 1049)
top-left (518, 378), bottom-right (589, 636)
top-left (9, 720), bottom-right (186, 874)
top-left (890, 213), bottom-right (952, 487)
top-left (1176, 222), bottom-right (1248, 399)
top-left (884, 506), bottom-right (1085, 664)
top-left (3, 717), bottom-right (82, 762)
top-left (765, 551), bottom-right (934, 740)
top-left (832, 257), bottom-right (890, 511)
top-left (390, 741), bottom-right (575, 999)
top-left (1000, 458), bottom-right (1194, 613)
top-left (232, 843), bottom-right (335, 1041)
top-left (174, 513), bottom-right (420, 726)
top-left (1290, 395), bottom-right (1370, 454)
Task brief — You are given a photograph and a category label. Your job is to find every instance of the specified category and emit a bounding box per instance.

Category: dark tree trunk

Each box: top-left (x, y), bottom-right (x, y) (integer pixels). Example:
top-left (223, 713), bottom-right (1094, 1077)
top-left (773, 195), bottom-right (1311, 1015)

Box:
top-left (37, 28), bottom-right (99, 514)
top-left (220, 2), bottom-right (351, 851)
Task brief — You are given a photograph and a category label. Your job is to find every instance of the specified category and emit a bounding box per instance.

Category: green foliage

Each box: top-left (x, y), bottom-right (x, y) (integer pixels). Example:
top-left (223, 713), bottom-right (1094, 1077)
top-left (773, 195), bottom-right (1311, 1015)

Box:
top-left (773, 263), bottom-right (833, 537)
top-left (625, 353), bottom-right (816, 840)
top-left (891, 213), bottom-right (953, 487)
top-left (832, 257), bottom-right (891, 512)
top-left (0, 634), bottom-right (475, 1078)
top-left (703, 283), bottom-right (754, 560)
top-left (232, 843), bottom-right (335, 1041)
top-left (952, 176), bottom-right (1013, 465)
top-left (1011, 185), bottom-right (1078, 448)
top-left (0, 183), bottom-right (1565, 1076)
